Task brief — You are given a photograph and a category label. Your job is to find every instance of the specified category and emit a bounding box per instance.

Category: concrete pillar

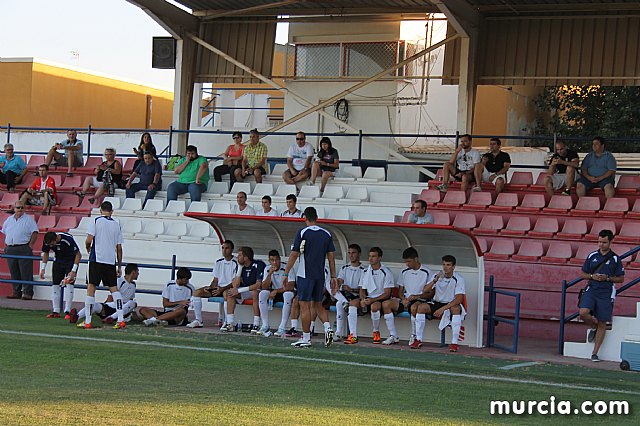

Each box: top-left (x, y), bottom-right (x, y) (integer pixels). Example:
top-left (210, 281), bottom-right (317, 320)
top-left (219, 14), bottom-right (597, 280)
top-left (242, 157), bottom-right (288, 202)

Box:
top-left (171, 37), bottom-right (197, 154)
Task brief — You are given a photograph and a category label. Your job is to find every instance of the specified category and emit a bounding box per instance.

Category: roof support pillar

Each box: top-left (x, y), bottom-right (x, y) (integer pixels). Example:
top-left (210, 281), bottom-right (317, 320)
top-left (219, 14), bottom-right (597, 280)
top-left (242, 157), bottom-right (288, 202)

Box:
top-left (457, 35), bottom-right (478, 134)
top-left (171, 37), bottom-right (198, 153)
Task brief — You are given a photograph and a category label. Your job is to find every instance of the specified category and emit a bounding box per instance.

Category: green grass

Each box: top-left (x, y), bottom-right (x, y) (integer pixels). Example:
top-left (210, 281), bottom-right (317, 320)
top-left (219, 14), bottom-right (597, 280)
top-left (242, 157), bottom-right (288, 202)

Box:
top-left (0, 308), bottom-right (638, 425)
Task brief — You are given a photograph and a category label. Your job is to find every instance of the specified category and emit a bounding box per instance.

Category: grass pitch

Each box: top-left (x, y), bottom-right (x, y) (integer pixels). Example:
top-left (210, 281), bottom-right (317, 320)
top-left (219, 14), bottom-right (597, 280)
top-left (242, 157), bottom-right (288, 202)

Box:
top-left (0, 307), bottom-right (638, 425)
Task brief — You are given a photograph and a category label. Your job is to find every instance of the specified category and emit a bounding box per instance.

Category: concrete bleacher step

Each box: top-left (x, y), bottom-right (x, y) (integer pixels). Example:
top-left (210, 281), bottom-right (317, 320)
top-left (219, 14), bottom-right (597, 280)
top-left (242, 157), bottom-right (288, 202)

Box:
top-left (564, 302), bottom-right (640, 362)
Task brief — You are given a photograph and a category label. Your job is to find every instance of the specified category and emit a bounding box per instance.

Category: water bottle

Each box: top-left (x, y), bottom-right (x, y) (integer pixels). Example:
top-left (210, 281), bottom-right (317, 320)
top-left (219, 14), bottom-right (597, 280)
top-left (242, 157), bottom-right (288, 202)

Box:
top-left (268, 299), bottom-right (274, 311)
top-left (235, 321), bottom-right (242, 332)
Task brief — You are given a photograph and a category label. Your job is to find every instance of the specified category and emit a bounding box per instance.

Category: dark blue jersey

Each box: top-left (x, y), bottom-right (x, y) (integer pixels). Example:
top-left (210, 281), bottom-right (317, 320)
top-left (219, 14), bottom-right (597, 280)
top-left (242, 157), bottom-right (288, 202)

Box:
top-left (581, 250), bottom-right (624, 286)
top-left (41, 232), bottom-right (79, 266)
top-left (240, 260), bottom-right (267, 286)
top-left (292, 225), bottom-right (336, 279)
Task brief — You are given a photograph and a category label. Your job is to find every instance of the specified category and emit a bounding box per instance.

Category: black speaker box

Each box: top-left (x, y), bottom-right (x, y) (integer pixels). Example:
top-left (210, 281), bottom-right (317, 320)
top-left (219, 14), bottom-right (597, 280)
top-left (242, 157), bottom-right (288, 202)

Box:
top-left (152, 37), bottom-right (176, 69)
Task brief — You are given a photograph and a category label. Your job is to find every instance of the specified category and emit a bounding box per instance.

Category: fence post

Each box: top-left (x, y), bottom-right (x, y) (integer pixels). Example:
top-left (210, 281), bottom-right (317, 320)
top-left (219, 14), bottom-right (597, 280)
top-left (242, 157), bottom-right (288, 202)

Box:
top-left (559, 279), bottom-right (567, 355)
top-left (171, 254), bottom-right (177, 280)
top-left (87, 124), bottom-right (92, 160)
top-left (455, 130), bottom-right (460, 148)
top-left (168, 126), bottom-right (173, 159)
top-left (487, 275), bottom-right (495, 347)
top-left (357, 130), bottom-right (363, 163)
top-left (7, 123), bottom-right (11, 144)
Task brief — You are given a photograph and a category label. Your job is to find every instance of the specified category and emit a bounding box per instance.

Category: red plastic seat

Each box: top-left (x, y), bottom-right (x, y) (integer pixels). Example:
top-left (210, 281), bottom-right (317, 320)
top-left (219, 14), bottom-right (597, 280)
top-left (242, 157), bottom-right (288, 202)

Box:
top-left (0, 193), bottom-right (20, 209)
top-left (476, 237), bottom-right (489, 254)
top-left (474, 214), bottom-right (504, 235)
top-left (36, 215), bottom-right (57, 231)
top-left (572, 196), bottom-right (601, 217)
top-left (585, 220), bottom-right (617, 241)
top-left (451, 212), bottom-right (477, 229)
top-left (432, 211), bottom-right (450, 226)
top-left (541, 242), bottom-right (573, 264)
top-left (484, 239), bottom-right (515, 260)
top-left (615, 222), bottom-right (640, 244)
top-left (529, 173), bottom-right (548, 192)
top-left (515, 193), bottom-right (546, 213)
top-left (461, 191), bottom-right (492, 211)
top-left (528, 217), bottom-right (559, 238)
top-left (569, 244), bottom-right (597, 266)
top-left (15, 174), bottom-right (37, 191)
top-left (512, 240), bottom-right (545, 262)
top-left (600, 197), bottom-right (629, 218)
top-left (542, 195), bottom-right (574, 214)
top-left (78, 157), bottom-right (102, 173)
top-left (439, 190), bottom-right (467, 209)
top-left (59, 175), bottom-right (82, 190)
top-left (488, 193), bottom-right (519, 212)
top-left (505, 171), bottom-right (533, 191)
top-left (49, 174), bottom-right (64, 187)
top-left (123, 157), bottom-right (138, 174)
top-left (501, 216), bottom-right (531, 236)
top-left (49, 215), bottom-right (79, 232)
top-left (615, 175), bottom-right (640, 195)
top-left (26, 155), bottom-right (46, 171)
top-left (556, 219), bottom-right (588, 239)
top-left (419, 189), bottom-right (442, 205)
top-left (51, 194), bottom-right (77, 212)
top-left (626, 199), bottom-right (640, 219)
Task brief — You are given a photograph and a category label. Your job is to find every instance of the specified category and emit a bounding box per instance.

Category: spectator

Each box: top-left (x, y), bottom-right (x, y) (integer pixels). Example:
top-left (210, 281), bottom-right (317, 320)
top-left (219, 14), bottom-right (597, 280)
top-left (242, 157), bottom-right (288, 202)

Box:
top-left (344, 247), bottom-right (395, 345)
top-left (436, 134), bottom-right (481, 193)
top-left (280, 194), bottom-right (303, 218)
top-left (187, 240), bottom-right (238, 329)
top-left (41, 231), bottom-right (81, 319)
top-left (236, 129), bottom-right (267, 184)
top-left (125, 152), bottom-right (162, 207)
top-left (1, 201), bottom-right (38, 300)
top-left (140, 267), bottom-right (196, 327)
top-left (20, 164), bottom-right (57, 215)
top-left (257, 249), bottom-right (297, 337)
top-left (576, 136), bottom-right (616, 199)
top-left (214, 131), bottom-right (244, 188)
top-left (132, 132), bottom-right (157, 171)
top-left (474, 138), bottom-right (511, 193)
top-left (579, 229), bottom-right (624, 362)
top-left (256, 195), bottom-right (278, 216)
top-left (76, 148), bottom-right (123, 205)
top-left (0, 143), bottom-right (27, 192)
top-left (406, 199), bottom-right (433, 225)
top-left (231, 191), bottom-right (256, 215)
top-left (44, 129), bottom-right (84, 177)
top-left (283, 131), bottom-right (314, 185)
top-left (283, 207), bottom-right (337, 348)
top-left (309, 136), bottom-right (339, 193)
top-left (544, 141), bottom-right (579, 197)
top-left (336, 244), bottom-right (366, 342)
top-left (167, 145), bottom-right (209, 202)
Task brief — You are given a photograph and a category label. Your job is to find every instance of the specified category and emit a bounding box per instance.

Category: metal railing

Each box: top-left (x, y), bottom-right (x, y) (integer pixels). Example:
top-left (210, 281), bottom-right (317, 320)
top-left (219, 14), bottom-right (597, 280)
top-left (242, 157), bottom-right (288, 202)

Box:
top-left (558, 245), bottom-right (640, 355)
top-left (485, 275), bottom-right (521, 353)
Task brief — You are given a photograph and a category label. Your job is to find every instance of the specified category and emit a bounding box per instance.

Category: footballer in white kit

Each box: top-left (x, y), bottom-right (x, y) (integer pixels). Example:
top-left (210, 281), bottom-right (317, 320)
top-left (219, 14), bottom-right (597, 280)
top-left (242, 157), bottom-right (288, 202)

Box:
top-left (139, 267), bottom-right (196, 327)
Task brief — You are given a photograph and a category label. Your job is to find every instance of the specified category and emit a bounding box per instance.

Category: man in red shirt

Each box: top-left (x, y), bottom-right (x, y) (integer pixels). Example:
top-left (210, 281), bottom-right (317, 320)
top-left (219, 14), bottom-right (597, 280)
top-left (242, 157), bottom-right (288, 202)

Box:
top-left (20, 164), bottom-right (57, 214)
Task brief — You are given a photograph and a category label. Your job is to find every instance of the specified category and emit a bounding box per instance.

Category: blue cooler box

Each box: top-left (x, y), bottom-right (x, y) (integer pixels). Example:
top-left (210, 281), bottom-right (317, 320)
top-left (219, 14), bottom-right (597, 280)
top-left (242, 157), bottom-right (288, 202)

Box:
top-left (620, 335), bottom-right (640, 371)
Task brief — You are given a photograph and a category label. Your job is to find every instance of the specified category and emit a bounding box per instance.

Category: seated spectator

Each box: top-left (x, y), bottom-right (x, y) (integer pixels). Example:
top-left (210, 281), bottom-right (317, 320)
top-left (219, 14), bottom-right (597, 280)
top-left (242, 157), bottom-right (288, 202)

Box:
top-left (231, 191), bottom-right (256, 215)
top-left (576, 136), bottom-right (616, 199)
top-left (257, 249), bottom-right (297, 337)
top-left (256, 195), bottom-right (278, 216)
top-left (76, 148), bottom-right (123, 205)
top-left (280, 194), bottom-right (303, 218)
top-left (335, 244), bottom-right (366, 341)
top-left (436, 134), bottom-right (481, 193)
top-left (132, 132), bottom-right (157, 171)
top-left (220, 246), bottom-right (266, 333)
top-left (140, 267), bottom-right (195, 327)
top-left (125, 152), bottom-right (162, 207)
top-left (410, 254), bottom-right (466, 352)
top-left (20, 164), bottom-right (56, 215)
top-left (544, 141), bottom-right (579, 196)
top-left (214, 131), bottom-right (244, 188)
top-left (44, 129), bottom-right (84, 177)
top-left (474, 137), bottom-right (511, 193)
top-left (236, 129), bottom-right (267, 184)
top-left (309, 136), bottom-right (339, 193)
top-left (0, 144), bottom-right (27, 192)
top-left (167, 145), bottom-right (209, 202)
top-left (283, 131), bottom-right (313, 185)
top-left (405, 199), bottom-right (433, 225)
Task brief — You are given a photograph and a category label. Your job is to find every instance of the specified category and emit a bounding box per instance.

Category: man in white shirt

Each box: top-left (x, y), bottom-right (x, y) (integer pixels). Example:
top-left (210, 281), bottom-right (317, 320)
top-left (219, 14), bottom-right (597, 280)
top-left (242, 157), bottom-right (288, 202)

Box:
top-left (186, 240), bottom-right (238, 328)
top-left (231, 191), bottom-right (256, 215)
top-left (140, 267), bottom-right (196, 327)
top-left (83, 201), bottom-right (125, 329)
top-left (344, 247), bottom-right (395, 345)
top-left (336, 244), bottom-right (366, 341)
top-left (1, 201), bottom-right (38, 300)
top-left (411, 254), bottom-right (466, 352)
top-left (280, 194), bottom-right (303, 218)
top-left (282, 131), bottom-right (314, 184)
top-left (256, 195), bottom-right (278, 216)
top-left (436, 134), bottom-right (481, 193)
top-left (381, 247), bottom-right (433, 345)
top-left (257, 249), bottom-right (296, 337)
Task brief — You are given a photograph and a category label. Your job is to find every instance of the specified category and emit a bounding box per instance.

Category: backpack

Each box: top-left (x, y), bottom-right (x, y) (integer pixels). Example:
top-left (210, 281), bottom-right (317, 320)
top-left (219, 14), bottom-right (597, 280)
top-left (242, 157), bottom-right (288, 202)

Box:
top-left (166, 154), bottom-right (183, 171)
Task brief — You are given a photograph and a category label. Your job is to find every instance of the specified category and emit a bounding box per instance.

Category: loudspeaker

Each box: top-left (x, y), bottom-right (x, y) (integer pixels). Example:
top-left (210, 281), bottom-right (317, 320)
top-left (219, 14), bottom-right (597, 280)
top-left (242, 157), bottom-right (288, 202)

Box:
top-left (152, 37), bottom-right (176, 69)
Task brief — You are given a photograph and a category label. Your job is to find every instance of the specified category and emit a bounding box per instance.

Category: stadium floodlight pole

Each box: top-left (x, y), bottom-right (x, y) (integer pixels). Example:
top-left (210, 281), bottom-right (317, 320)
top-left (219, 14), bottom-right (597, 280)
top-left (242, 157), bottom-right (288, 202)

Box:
top-left (187, 33), bottom-right (460, 179)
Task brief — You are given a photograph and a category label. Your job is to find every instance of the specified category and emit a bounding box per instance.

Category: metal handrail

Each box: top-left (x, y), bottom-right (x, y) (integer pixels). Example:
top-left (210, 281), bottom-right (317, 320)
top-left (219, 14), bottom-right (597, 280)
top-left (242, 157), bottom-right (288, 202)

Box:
top-left (558, 245), bottom-right (640, 355)
top-left (485, 275), bottom-right (521, 354)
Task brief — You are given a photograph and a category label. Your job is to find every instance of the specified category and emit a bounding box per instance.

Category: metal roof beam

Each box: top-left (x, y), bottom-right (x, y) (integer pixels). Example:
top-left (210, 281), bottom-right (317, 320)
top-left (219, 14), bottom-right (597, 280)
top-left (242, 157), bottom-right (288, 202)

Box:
top-left (200, 0), bottom-right (304, 21)
top-left (433, 0), bottom-right (480, 38)
top-left (126, 0), bottom-right (199, 38)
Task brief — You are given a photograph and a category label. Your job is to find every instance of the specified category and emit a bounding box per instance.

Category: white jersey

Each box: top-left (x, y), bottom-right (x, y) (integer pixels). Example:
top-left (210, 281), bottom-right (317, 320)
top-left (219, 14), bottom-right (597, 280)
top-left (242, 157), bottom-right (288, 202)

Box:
top-left (262, 264), bottom-right (288, 290)
top-left (287, 142), bottom-right (314, 171)
top-left (456, 148), bottom-right (481, 171)
top-left (116, 277), bottom-right (136, 303)
top-left (433, 272), bottom-right (466, 303)
top-left (162, 281), bottom-right (196, 311)
top-left (359, 263), bottom-right (395, 299)
top-left (281, 209), bottom-right (303, 218)
top-left (232, 204), bottom-right (256, 215)
top-left (256, 208), bottom-right (278, 217)
top-left (338, 263), bottom-right (366, 292)
top-left (398, 266), bottom-right (432, 298)
top-left (87, 215), bottom-right (123, 265)
top-left (212, 257), bottom-right (239, 287)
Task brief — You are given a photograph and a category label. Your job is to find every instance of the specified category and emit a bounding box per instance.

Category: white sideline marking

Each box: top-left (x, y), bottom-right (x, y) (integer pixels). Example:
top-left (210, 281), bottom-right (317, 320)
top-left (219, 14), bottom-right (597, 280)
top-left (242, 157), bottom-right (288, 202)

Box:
top-left (1, 329), bottom-right (638, 396)
top-left (498, 361), bottom-right (543, 370)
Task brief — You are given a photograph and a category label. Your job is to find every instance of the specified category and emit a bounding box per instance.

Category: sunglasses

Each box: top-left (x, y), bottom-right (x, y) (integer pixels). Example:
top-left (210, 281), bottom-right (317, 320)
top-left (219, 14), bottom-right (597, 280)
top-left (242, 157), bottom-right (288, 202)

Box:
top-left (15, 206), bottom-right (24, 209)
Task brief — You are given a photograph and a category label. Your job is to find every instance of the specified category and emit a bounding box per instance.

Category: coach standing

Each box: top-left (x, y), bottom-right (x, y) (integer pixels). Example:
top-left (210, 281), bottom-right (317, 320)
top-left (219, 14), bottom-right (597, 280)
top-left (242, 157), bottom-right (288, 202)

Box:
top-left (284, 206), bottom-right (337, 348)
top-left (2, 201), bottom-right (38, 300)
top-left (82, 201), bottom-right (125, 329)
